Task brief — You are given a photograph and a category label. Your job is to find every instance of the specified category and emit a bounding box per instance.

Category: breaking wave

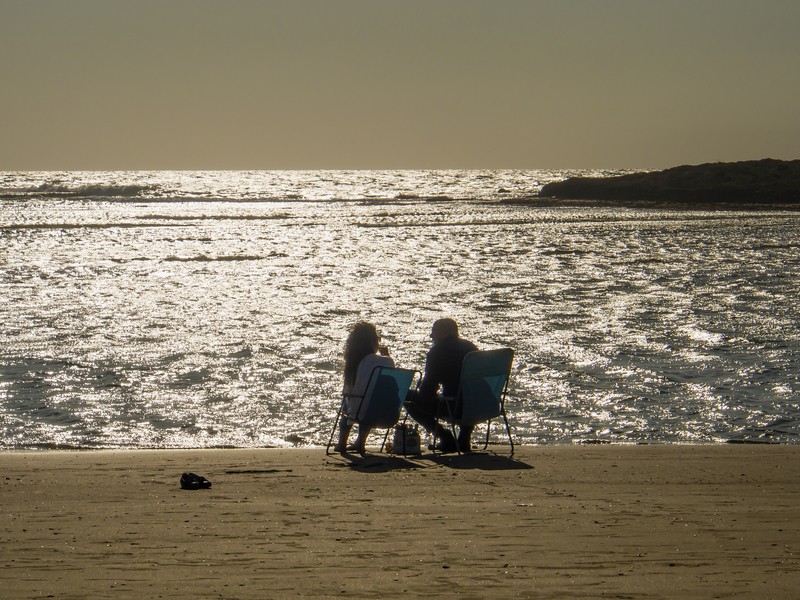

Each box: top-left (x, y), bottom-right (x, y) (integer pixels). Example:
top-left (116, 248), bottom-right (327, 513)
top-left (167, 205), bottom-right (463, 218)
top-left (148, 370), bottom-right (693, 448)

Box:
top-left (37, 182), bottom-right (157, 198)
top-left (1, 182), bottom-right (159, 199)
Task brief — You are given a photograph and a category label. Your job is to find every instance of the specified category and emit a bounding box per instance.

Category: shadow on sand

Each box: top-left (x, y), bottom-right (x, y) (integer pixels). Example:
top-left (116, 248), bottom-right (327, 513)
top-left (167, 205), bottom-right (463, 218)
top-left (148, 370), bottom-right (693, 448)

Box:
top-left (328, 451), bottom-right (427, 472)
top-left (328, 449), bottom-right (532, 472)
top-left (425, 450), bottom-right (533, 471)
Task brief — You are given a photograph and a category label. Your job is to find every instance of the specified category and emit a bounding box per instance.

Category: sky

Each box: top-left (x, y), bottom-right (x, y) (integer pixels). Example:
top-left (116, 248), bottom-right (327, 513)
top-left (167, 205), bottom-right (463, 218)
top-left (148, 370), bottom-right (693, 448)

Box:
top-left (2, 0), bottom-right (799, 170)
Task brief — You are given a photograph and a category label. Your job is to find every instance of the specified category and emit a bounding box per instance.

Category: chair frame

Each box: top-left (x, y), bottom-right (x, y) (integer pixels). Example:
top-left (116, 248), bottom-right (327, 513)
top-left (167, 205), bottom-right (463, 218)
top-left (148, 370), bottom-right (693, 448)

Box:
top-left (326, 366), bottom-right (419, 455)
top-left (434, 348), bottom-right (515, 455)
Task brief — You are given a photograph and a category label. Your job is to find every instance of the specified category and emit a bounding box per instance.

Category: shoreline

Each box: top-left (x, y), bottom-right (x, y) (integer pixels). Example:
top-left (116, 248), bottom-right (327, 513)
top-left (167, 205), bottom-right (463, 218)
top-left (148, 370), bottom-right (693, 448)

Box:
top-left (3, 445), bottom-right (799, 598)
top-left (0, 437), bottom-right (789, 453)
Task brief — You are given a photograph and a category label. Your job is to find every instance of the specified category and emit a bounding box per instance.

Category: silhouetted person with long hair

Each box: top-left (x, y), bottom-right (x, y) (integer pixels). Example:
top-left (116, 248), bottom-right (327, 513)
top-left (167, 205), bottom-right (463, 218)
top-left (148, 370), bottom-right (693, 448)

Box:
top-left (336, 321), bottom-right (394, 454)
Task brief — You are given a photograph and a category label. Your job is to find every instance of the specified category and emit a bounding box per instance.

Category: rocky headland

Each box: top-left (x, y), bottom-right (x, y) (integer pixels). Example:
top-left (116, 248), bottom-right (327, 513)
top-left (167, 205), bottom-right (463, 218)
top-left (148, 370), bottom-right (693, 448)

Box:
top-left (537, 159), bottom-right (800, 208)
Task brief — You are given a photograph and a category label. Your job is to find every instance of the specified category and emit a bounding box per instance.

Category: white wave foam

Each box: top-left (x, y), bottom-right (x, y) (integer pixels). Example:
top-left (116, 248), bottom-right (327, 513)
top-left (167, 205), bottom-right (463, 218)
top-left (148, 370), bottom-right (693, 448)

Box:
top-left (31, 183), bottom-right (157, 198)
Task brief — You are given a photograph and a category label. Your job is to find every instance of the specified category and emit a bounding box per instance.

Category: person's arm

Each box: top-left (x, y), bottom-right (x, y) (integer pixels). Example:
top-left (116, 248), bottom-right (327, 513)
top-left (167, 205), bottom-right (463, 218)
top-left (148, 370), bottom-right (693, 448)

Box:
top-left (418, 347), bottom-right (443, 399)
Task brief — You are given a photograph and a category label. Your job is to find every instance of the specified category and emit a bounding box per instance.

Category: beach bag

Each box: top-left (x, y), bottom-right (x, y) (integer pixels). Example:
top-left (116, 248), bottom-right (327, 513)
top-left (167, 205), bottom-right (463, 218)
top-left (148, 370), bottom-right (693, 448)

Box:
top-left (392, 423), bottom-right (421, 455)
top-left (180, 472), bottom-right (212, 490)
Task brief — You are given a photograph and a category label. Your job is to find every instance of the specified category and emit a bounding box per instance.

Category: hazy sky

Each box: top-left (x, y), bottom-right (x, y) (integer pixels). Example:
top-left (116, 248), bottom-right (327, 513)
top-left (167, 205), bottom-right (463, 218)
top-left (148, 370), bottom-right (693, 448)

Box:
top-left (2, 0), bottom-right (799, 170)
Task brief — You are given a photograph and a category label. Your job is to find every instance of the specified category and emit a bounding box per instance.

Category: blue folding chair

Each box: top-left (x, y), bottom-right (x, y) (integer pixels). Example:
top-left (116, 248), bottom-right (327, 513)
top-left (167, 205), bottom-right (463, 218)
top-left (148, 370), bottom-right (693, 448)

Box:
top-left (326, 366), bottom-right (418, 454)
top-left (436, 348), bottom-right (515, 454)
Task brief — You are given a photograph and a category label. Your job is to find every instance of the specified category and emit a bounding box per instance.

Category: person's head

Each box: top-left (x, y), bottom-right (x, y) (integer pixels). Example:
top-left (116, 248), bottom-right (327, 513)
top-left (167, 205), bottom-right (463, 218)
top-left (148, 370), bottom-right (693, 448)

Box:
top-left (343, 321), bottom-right (381, 385)
top-left (430, 318), bottom-right (459, 344)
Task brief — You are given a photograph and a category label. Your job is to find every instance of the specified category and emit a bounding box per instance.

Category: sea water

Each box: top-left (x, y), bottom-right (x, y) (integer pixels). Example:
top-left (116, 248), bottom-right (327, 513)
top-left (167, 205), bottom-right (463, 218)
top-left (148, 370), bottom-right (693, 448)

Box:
top-left (1, 170), bottom-right (799, 449)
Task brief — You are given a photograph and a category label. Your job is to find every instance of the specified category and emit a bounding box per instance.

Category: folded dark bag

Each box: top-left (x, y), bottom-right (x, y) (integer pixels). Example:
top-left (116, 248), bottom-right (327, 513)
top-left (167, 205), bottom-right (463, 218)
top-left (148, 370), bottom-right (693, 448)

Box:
top-left (180, 472), bottom-right (212, 490)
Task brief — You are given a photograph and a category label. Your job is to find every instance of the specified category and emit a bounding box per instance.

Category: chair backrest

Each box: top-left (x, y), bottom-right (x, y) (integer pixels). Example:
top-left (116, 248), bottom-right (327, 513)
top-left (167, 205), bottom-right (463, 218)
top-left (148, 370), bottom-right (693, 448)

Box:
top-left (356, 366), bottom-right (417, 428)
top-left (458, 348), bottom-right (514, 424)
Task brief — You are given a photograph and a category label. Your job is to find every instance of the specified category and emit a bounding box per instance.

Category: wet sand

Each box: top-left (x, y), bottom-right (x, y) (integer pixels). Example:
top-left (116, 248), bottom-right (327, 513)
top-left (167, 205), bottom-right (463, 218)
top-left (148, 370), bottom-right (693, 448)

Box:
top-left (2, 445), bottom-right (798, 599)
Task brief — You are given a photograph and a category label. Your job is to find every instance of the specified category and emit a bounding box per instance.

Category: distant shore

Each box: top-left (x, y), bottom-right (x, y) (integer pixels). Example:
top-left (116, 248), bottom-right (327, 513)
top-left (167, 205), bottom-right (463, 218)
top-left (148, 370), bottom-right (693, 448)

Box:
top-left (2, 445), bottom-right (799, 598)
top-left (537, 158), bottom-right (800, 208)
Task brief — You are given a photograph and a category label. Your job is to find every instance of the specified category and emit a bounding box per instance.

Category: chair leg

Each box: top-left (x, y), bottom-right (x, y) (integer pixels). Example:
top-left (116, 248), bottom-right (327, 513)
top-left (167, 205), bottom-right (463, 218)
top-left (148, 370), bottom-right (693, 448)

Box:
top-left (433, 398), bottom-right (460, 455)
top-left (480, 413), bottom-right (514, 455)
top-left (326, 399), bottom-right (346, 455)
top-left (501, 409), bottom-right (514, 455)
top-left (450, 422), bottom-right (460, 455)
top-left (483, 419), bottom-right (492, 450)
top-left (380, 427), bottom-right (391, 453)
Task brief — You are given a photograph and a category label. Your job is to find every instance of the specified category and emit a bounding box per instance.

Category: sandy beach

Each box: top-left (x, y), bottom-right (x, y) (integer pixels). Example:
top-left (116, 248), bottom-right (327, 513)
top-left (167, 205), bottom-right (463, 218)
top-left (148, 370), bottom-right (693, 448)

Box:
top-left (2, 445), bottom-right (798, 599)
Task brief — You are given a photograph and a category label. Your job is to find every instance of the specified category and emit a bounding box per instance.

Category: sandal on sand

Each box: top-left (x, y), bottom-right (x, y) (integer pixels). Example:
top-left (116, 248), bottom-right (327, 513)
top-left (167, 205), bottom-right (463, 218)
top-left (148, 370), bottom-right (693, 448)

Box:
top-left (180, 472), bottom-right (212, 490)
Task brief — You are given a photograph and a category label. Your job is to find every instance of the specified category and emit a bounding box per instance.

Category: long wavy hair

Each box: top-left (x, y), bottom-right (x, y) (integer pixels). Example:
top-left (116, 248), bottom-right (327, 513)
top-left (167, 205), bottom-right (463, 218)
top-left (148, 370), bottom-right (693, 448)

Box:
top-left (343, 322), bottom-right (380, 387)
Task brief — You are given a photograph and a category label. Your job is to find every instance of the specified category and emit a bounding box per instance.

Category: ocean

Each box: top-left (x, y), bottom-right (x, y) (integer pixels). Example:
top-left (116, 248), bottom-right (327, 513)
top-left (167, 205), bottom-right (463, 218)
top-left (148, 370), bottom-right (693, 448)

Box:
top-left (1, 170), bottom-right (799, 449)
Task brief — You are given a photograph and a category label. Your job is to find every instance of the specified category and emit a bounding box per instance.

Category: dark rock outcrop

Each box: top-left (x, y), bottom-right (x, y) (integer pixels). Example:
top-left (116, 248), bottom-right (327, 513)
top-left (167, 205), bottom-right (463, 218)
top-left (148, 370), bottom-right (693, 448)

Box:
top-left (539, 159), bottom-right (800, 207)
